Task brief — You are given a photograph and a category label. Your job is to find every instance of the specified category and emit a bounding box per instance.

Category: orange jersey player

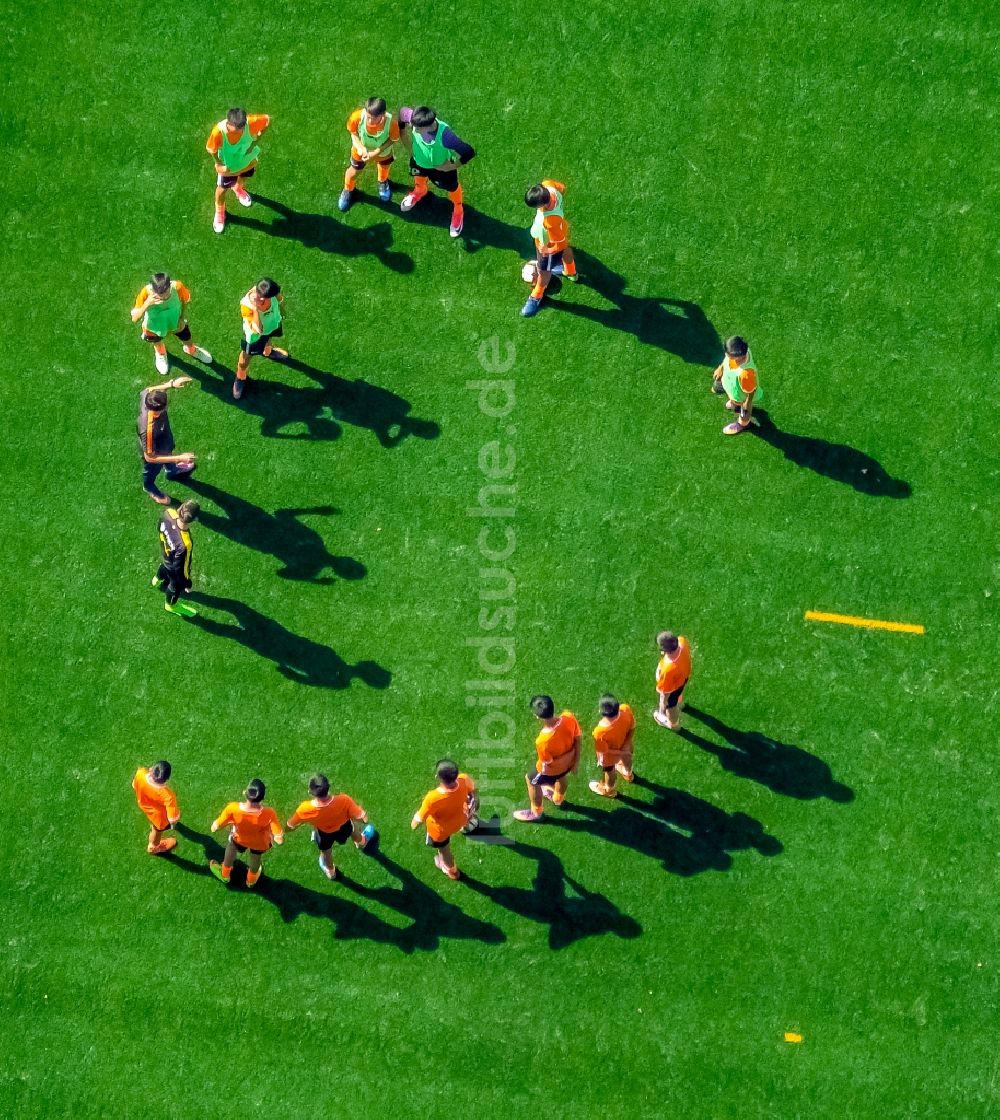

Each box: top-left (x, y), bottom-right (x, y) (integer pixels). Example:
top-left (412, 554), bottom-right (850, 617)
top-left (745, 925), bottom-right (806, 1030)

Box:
top-left (521, 179), bottom-right (577, 318)
top-left (654, 630), bottom-right (692, 730)
top-left (286, 773), bottom-right (375, 881)
top-left (206, 107), bottom-right (271, 234)
top-left (589, 695), bottom-right (637, 798)
top-left (131, 272), bottom-right (212, 377)
top-left (209, 779), bottom-right (284, 888)
top-left (711, 335), bottom-right (763, 436)
top-left (232, 277), bottom-right (287, 400)
top-left (513, 695), bottom-right (582, 822)
top-left (338, 97), bottom-right (401, 212)
top-left (132, 761), bottom-right (180, 855)
top-left (411, 760), bottom-right (477, 880)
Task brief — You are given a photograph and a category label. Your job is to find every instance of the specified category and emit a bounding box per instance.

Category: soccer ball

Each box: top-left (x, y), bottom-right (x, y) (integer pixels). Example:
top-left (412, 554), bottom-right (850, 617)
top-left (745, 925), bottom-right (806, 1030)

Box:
top-left (521, 262), bottom-right (537, 284)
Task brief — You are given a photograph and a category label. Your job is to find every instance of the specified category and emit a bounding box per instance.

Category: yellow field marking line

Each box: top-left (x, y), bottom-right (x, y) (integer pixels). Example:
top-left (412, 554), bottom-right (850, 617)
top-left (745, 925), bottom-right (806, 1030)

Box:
top-left (804, 610), bottom-right (924, 635)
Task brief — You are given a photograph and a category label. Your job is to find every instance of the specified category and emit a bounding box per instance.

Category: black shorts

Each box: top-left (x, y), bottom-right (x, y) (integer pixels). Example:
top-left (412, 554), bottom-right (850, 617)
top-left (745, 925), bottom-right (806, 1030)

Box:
top-left (218, 166), bottom-right (256, 189)
top-left (425, 833), bottom-right (452, 850)
top-left (662, 680), bottom-right (689, 709)
top-left (530, 767), bottom-right (570, 788)
top-left (536, 250), bottom-right (565, 274)
top-left (240, 324), bottom-right (284, 357)
top-left (313, 820), bottom-right (354, 851)
top-left (351, 155), bottom-right (394, 171)
top-left (142, 323), bottom-right (191, 343)
top-left (232, 841), bottom-right (268, 855)
top-left (409, 160), bottom-right (459, 193)
top-left (156, 564), bottom-right (191, 594)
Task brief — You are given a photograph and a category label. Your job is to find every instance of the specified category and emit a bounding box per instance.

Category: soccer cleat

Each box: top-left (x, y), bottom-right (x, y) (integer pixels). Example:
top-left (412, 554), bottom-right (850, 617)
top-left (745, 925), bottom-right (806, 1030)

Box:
top-left (653, 710), bottom-right (672, 727)
top-left (210, 860), bottom-right (231, 883)
top-left (513, 809), bottom-right (543, 822)
top-left (400, 191), bottom-right (425, 212)
top-left (188, 346), bottom-right (212, 364)
top-left (147, 838), bottom-right (178, 855)
top-left (164, 600), bottom-right (198, 617)
top-left (232, 377), bottom-right (245, 400)
top-left (318, 857), bottom-right (337, 880)
top-left (378, 181), bottom-right (391, 202)
top-left (154, 351), bottom-right (169, 375)
top-left (434, 853), bottom-right (460, 880)
top-left (145, 490), bottom-right (172, 505)
top-left (151, 574), bottom-right (164, 588)
top-left (449, 207), bottom-right (464, 237)
top-left (723, 421), bottom-right (749, 436)
top-left (213, 209), bottom-right (226, 234)
top-left (246, 868), bottom-right (262, 888)
top-left (589, 780), bottom-right (617, 799)
top-left (521, 296), bottom-right (542, 318)
top-left (233, 186), bottom-right (252, 207)
top-left (563, 271), bottom-right (579, 283)
top-left (551, 791), bottom-right (566, 806)
top-left (338, 189), bottom-right (353, 212)
top-left (711, 378), bottom-right (726, 395)
top-left (615, 761), bottom-right (634, 782)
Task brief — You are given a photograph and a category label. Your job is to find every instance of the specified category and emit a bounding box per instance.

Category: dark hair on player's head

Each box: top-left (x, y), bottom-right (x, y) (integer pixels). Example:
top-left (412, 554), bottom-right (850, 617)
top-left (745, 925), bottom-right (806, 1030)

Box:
top-left (725, 335), bottom-right (749, 359)
top-left (411, 106), bottom-right (437, 129)
top-left (309, 774), bottom-right (330, 798)
top-left (151, 761), bottom-right (171, 783)
top-left (657, 630), bottom-right (679, 653)
top-left (525, 185), bottom-right (549, 208)
top-left (530, 694), bottom-right (555, 719)
top-left (150, 272), bottom-right (171, 294)
top-left (436, 759), bottom-right (459, 786)
top-left (146, 389), bottom-right (168, 411)
top-left (256, 278), bottom-right (281, 299)
top-left (599, 694), bottom-right (620, 718)
top-left (177, 499), bottom-right (200, 523)
top-left (365, 97), bottom-right (387, 116)
top-left (246, 778), bottom-right (265, 803)
top-left (226, 107), bottom-right (248, 129)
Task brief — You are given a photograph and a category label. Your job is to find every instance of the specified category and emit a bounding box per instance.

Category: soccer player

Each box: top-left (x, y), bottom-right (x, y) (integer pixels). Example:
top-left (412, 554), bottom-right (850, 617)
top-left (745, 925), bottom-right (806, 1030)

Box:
top-left (132, 761), bottom-right (180, 854)
top-left (589, 694), bottom-right (636, 798)
top-left (233, 278), bottom-right (286, 400)
top-left (209, 778), bottom-right (284, 888)
top-left (398, 106), bottom-right (475, 237)
top-left (206, 107), bottom-right (271, 233)
top-left (338, 97), bottom-right (400, 212)
top-left (286, 774), bottom-right (375, 881)
top-left (137, 377), bottom-right (197, 505)
top-left (711, 335), bottom-right (763, 435)
top-left (521, 180), bottom-right (577, 318)
top-left (411, 759), bottom-right (477, 880)
top-left (654, 630), bottom-right (692, 729)
top-left (513, 695), bottom-right (582, 822)
top-left (153, 499), bottom-right (200, 617)
top-left (131, 273), bottom-right (212, 376)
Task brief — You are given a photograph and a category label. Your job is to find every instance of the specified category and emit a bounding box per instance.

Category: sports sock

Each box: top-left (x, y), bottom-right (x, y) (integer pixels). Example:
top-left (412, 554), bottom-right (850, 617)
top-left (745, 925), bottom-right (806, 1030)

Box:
top-left (530, 281), bottom-right (546, 299)
top-left (154, 342), bottom-right (167, 356)
top-left (376, 162), bottom-right (390, 183)
top-left (564, 258), bottom-right (577, 277)
top-left (344, 167), bottom-right (358, 190)
top-left (447, 186), bottom-right (464, 207)
top-left (412, 175), bottom-right (429, 198)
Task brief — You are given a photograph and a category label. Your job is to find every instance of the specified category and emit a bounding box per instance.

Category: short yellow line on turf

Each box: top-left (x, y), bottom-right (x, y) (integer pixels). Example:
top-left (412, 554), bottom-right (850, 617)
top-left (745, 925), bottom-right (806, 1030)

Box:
top-left (804, 610), bottom-right (925, 635)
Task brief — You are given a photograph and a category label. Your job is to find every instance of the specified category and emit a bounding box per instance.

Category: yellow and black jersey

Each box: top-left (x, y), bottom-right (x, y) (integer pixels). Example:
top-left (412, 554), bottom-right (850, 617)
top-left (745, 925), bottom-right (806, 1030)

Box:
top-left (158, 509), bottom-right (193, 579)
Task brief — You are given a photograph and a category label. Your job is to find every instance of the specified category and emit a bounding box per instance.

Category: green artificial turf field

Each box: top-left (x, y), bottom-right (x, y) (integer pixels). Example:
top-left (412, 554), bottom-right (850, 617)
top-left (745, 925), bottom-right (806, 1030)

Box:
top-left (2, 1), bottom-right (997, 1116)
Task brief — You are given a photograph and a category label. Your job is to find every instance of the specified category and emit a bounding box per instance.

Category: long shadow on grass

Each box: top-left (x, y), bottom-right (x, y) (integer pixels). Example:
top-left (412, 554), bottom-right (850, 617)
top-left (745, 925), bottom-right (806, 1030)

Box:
top-left (683, 706), bottom-right (854, 801)
top-left (184, 478), bottom-right (365, 584)
top-left (188, 592), bottom-right (391, 690)
top-left (460, 841), bottom-right (641, 949)
top-left (549, 786), bottom-right (782, 876)
top-left (229, 194), bottom-right (414, 274)
top-left (751, 414), bottom-right (911, 498)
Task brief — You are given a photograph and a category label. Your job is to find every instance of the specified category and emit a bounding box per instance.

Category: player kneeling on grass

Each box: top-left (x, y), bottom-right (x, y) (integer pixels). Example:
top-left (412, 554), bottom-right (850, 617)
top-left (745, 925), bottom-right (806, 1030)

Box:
top-left (521, 180), bottom-right (577, 318)
top-left (589, 694), bottom-right (636, 798)
top-left (132, 761), bottom-right (180, 855)
top-left (131, 273), bottom-right (212, 376)
top-left (206, 107), bottom-right (271, 234)
top-left (210, 779), bottom-right (284, 888)
top-left (711, 335), bottom-right (763, 435)
top-left (339, 97), bottom-right (400, 211)
top-left (411, 760), bottom-right (477, 880)
top-left (153, 500), bottom-right (200, 617)
top-left (233, 278), bottom-right (287, 400)
top-left (286, 774), bottom-right (376, 881)
top-left (513, 695), bottom-right (582, 822)
top-left (654, 630), bottom-right (691, 730)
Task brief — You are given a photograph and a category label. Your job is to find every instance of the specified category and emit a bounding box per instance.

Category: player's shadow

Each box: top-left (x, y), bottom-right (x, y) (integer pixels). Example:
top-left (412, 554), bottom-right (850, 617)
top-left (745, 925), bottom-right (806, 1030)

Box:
top-left (184, 478), bottom-right (365, 584)
top-left (682, 706), bottom-right (855, 802)
top-left (553, 788), bottom-right (782, 877)
top-left (229, 194), bottom-right (414, 274)
top-left (188, 592), bottom-right (391, 690)
top-left (461, 841), bottom-right (641, 949)
top-left (751, 414), bottom-right (911, 497)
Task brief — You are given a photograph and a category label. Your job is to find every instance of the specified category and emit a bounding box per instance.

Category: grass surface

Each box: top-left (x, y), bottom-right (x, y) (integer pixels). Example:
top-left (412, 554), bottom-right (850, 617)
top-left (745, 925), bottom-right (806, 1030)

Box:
top-left (1, 1), bottom-right (997, 1116)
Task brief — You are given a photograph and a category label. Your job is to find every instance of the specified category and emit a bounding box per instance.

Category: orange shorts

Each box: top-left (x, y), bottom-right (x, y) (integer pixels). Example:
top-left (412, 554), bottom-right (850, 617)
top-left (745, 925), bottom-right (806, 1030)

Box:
top-left (596, 749), bottom-right (631, 769)
top-left (140, 805), bottom-right (171, 831)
